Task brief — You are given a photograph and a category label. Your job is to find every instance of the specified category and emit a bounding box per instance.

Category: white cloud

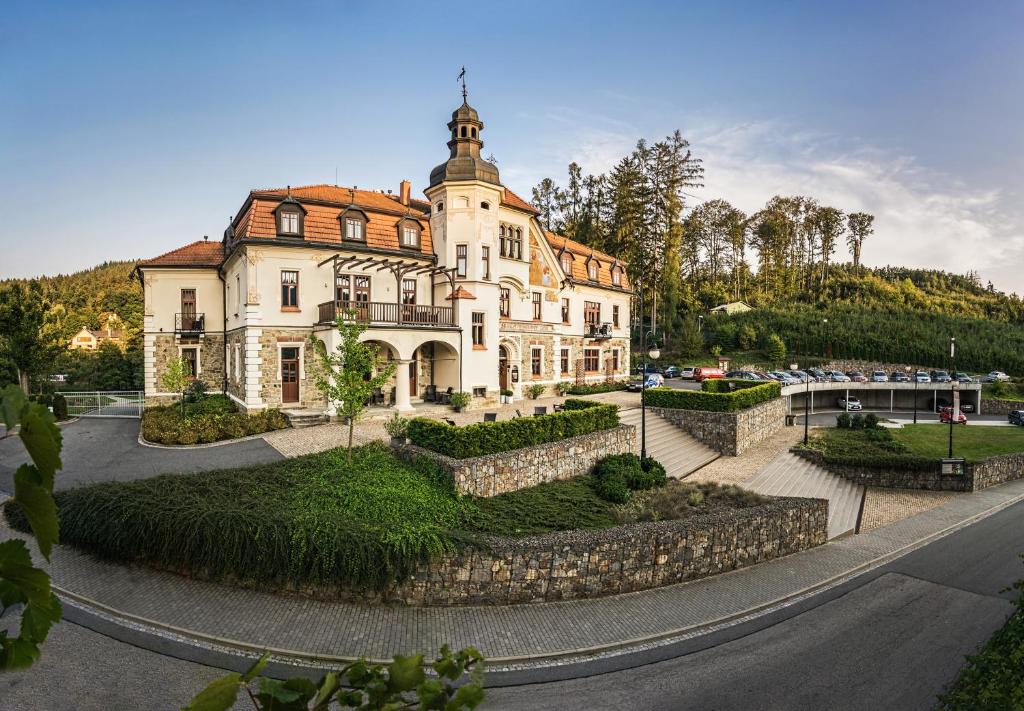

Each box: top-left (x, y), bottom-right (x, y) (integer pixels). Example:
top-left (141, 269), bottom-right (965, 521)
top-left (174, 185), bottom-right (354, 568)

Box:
top-left (507, 113), bottom-right (1024, 296)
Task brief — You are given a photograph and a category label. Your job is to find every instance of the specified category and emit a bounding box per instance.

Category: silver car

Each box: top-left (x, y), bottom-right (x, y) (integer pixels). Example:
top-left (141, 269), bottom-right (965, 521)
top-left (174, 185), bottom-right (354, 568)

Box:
top-left (870, 371), bottom-right (888, 382)
top-left (838, 396), bottom-right (862, 411)
top-left (826, 371), bottom-right (851, 382)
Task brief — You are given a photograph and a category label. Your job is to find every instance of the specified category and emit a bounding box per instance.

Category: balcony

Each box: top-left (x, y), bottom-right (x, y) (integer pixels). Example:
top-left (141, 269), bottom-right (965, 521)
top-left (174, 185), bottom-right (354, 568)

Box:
top-left (317, 300), bottom-right (455, 328)
top-left (175, 312), bottom-right (205, 335)
top-left (586, 322), bottom-right (613, 340)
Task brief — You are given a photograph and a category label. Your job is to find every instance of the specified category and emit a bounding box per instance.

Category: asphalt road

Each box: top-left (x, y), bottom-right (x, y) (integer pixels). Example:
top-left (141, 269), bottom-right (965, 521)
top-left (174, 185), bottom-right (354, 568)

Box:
top-left (0, 418), bottom-right (283, 494)
top-left (2, 499), bottom-right (1021, 710)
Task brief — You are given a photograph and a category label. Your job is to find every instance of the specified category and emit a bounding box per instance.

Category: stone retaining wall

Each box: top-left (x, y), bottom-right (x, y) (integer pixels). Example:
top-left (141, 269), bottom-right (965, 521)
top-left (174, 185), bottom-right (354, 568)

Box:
top-left (650, 397), bottom-right (787, 456)
top-left (394, 425), bottom-right (636, 497)
top-left (979, 398), bottom-right (1024, 416)
top-left (970, 452), bottom-right (1024, 491)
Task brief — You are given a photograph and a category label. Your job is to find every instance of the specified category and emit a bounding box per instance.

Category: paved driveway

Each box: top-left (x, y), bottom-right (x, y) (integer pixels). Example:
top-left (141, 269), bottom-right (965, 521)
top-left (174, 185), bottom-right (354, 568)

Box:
top-left (0, 418), bottom-right (283, 494)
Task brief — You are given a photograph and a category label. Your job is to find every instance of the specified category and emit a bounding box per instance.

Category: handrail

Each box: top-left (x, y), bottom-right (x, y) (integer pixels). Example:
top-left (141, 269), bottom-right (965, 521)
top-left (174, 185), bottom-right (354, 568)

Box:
top-left (317, 300), bottom-right (455, 326)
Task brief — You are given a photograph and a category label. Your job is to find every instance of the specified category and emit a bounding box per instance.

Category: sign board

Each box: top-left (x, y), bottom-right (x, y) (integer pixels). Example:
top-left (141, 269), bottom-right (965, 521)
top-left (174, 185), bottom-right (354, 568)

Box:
top-left (941, 458), bottom-right (966, 476)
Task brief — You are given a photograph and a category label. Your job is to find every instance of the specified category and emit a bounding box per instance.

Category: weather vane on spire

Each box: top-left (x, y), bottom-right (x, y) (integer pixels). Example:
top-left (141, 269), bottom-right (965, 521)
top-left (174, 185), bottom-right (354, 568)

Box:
top-left (457, 66), bottom-right (467, 102)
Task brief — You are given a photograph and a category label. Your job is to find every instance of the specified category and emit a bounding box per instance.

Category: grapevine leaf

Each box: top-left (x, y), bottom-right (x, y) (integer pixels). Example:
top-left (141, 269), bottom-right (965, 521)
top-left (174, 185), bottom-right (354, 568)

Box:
top-left (13, 464), bottom-right (59, 559)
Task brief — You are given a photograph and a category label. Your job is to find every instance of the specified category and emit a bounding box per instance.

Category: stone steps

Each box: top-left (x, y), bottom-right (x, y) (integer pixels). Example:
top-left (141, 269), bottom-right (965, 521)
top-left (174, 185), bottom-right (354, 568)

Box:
top-left (746, 452), bottom-right (863, 539)
top-left (282, 409), bottom-right (327, 429)
top-left (618, 408), bottom-right (720, 479)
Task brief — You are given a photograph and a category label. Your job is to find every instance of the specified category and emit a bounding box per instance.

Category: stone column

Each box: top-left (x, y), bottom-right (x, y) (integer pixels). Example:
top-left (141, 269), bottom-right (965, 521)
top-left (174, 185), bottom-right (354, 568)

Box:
top-left (395, 360), bottom-right (414, 412)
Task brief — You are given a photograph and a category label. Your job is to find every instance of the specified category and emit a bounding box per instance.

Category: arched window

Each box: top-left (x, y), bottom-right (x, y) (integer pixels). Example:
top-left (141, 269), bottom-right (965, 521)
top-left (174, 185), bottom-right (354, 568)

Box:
top-left (460, 126), bottom-right (467, 138)
top-left (397, 218), bottom-right (421, 249)
top-left (471, 127), bottom-right (477, 138)
top-left (339, 208), bottom-right (368, 242)
top-left (588, 259), bottom-right (599, 281)
top-left (480, 201), bottom-right (490, 210)
top-left (611, 265), bottom-right (622, 286)
top-left (561, 253), bottom-right (572, 275)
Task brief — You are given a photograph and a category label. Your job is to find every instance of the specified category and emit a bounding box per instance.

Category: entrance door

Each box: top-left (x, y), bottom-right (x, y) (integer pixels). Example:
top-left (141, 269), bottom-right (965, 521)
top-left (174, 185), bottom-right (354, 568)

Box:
top-left (499, 347), bottom-right (508, 390)
top-left (281, 347), bottom-right (299, 403)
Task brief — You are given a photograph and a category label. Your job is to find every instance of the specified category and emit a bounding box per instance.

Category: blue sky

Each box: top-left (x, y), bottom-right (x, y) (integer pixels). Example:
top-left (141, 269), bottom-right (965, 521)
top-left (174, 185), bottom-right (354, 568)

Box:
top-left (2, 1), bottom-right (1022, 292)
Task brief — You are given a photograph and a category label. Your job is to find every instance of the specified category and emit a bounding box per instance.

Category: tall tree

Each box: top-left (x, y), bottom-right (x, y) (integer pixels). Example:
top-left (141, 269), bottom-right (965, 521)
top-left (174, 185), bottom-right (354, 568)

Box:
top-left (813, 206), bottom-right (845, 287)
top-left (530, 178), bottom-right (563, 232)
top-left (0, 282), bottom-right (61, 394)
top-left (846, 212), bottom-right (875, 269)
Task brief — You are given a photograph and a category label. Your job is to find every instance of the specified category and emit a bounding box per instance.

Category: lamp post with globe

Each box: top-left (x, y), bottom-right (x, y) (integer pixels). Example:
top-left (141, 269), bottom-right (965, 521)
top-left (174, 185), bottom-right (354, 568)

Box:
top-left (640, 331), bottom-right (660, 460)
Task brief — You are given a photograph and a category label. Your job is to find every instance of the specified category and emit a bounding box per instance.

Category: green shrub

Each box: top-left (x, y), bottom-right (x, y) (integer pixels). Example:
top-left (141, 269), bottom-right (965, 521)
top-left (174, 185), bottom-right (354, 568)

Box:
top-left (141, 401), bottom-right (287, 445)
top-left (565, 382), bottom-right (627, 395)
top-left (448, 391), bottom-right (471, 410)
top-left (850, 413), bottom-right (865, 430)
top-left (687, 491), bottom-right (705, 507)
top-left (645, 380), bottom-right (780, 412)
top-left (836, 412), bottom-right (851, 428)
top-left (863, 413), bottom-right (880, 429)
top-left (800, 427), bottom-right (939, 472)
top-left (384, 413), bottom-right (409, 440)
top-left (592, 454), bottom-right (667, 502)
top-left (527, 383), bottom-right (546, 399)
top-left (468, 478), bottom-right (618, 536)
top-left (592, 466), bottom-right (629, 504)
top-left (30, 392), bottom-right (69, 420)
top-left (638, 457), bottom-right (668, 489)
top-left (615, 480), bottom-right (770, 524)
top-left (407, 400), bottom-right (619, 458)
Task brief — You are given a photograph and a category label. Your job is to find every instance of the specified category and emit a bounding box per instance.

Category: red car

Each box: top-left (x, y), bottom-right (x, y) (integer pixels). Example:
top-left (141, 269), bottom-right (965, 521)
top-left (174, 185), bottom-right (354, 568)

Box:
top-left (694, 367), bottom-right (724, 382)
top-left (939, 407), bottom-right (967, 424)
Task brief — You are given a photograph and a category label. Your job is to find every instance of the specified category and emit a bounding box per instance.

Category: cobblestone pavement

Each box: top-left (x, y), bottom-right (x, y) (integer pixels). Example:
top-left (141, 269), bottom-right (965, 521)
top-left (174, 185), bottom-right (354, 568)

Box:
top-left (263, 390), bottom-right (640, 458)
top-left (860, 487), bottom-right (959, 532)
top-left (685, 426), bottom-right (807, 485)
top-left (6, 478), bottom-right (1023, 665)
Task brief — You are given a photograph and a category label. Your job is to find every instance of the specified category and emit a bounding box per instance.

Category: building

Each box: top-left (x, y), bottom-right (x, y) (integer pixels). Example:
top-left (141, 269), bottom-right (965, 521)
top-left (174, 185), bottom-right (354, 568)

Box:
top-left (709, 301), bottom-right (753, 315)
top-left (135, 98), bottom-right (632, 413)
top-left (68, 326), bottom-right (124, 350)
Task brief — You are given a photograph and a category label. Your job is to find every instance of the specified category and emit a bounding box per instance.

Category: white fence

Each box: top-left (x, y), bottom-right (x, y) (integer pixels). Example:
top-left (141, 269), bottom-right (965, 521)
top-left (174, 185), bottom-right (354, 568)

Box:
top-left (61, 391), bottom-right (144, 418)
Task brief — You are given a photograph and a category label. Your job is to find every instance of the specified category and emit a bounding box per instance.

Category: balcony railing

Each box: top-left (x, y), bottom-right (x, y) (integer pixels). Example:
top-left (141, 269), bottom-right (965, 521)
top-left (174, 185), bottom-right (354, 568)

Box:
top-left (175, 312), bottom-right (205, 335)
top-left (586, 322), bottom-right (613, 340)
top-left (317, 300), bottom-right (455, 327)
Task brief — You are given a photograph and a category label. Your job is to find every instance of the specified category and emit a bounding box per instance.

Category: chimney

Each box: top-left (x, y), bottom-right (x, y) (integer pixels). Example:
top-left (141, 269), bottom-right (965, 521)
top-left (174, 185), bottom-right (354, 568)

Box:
top-left (399, 179), bottom-right (411, 206)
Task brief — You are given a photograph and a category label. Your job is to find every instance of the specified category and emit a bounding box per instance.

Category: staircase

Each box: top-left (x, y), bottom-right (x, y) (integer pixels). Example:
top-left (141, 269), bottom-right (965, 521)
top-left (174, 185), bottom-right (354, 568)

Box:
top-left (618, 408), bottom-right (720, 479)
top-left (282, 408), bottom-right (326, 429)
top-left (746, 452), bottom-right (864, 539)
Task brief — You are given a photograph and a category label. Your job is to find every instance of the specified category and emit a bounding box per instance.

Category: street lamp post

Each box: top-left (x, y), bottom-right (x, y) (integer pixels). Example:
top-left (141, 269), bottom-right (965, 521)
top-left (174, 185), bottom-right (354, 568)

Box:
top-left (949, 337), bottom-right (956, 458)
top-left (637, 287), bottom-right (659, 461)
top-left (906, 365), bottom-right (917, 424)
top-left (822, 318), bottom-right (829, 358)
top-left (795, 363), bottom-right (811, 445)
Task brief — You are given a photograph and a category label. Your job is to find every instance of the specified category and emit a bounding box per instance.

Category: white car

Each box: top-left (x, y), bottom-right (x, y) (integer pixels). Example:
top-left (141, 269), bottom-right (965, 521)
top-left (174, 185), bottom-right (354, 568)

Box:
top-left (870, 371), bottom-right (888, 382)
top-left (826, 371), bottom-right (851, 382)
top-left (679, 367), bottom-right (697, 380)
top-left (914, 372), bottom-right (931, 383)
top-left (838, 396), bottom-right (862, 411)
top-left (985, 371), bottom-right (1011, 383)
top-left (769, 371), bottom-right (801, 386)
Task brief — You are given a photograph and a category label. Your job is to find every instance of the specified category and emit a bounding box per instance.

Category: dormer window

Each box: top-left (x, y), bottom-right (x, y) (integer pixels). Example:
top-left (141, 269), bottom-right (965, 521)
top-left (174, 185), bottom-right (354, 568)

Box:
top-left (588, 259), bottom-right (599, 281)
top-left (611, 265), bottom-right (622, 286)
top-left (280, 212), bottom-right (299, 235)
top-left (398, 218), bottom-right (421, 249)
top-left (339, 208), bottom-right (368, 242)
top-left (561, 253), bottom-right (572, 275)
top-left (274, 196), bottom-right (306, 238)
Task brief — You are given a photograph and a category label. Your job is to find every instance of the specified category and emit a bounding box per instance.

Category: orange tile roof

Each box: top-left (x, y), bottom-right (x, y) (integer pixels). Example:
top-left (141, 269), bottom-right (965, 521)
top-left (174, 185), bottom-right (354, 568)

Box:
top-left (501, 188), bottom-right (539, 214)
top-left (235, 184), bottom-right (434, 257)
top-left (545, 231), bottom-right (630, 289)
top-left (445, 286), bottom-right (477, 300)
top-left (138, 240), bottom-right (224, 268)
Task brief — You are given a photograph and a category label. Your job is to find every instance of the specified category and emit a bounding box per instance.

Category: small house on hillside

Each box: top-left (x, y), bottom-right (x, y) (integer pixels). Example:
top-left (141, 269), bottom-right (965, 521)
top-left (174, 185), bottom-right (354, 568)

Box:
top-left (68, 326), bottom-right (124, 351)
top-left (709, 301), bottom-right (753, 315)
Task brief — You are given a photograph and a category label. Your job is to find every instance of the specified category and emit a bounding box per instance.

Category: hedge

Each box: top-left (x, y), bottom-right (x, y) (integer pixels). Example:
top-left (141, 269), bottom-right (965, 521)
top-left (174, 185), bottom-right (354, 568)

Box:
top-left (564, 382), bottom-right (627, 395)
top-left (142, 401), bottom-right (288, 445)
top-left (644, 380), bottom-right (781, 412)
top-left (407, 399), bottom-right (619, 458)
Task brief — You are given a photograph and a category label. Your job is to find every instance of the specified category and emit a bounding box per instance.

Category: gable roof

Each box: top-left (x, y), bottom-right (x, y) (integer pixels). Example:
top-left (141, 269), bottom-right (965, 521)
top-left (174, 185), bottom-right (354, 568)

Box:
top-left (501, 188), bottom-right (540, 214)
top-left (138, 240), bottom-right (224, 268)
top-left (544, 232), bottom-right (630, 290)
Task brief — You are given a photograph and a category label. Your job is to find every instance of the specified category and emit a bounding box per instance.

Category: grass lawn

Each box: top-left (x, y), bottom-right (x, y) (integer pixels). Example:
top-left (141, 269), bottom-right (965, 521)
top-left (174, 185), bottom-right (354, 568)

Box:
top-left (893, 424), bottom-right (1024, 462)
top-left (981, 382), bottom-right (1024, 401)
top-left (4, 442), bottom-right (771, 591)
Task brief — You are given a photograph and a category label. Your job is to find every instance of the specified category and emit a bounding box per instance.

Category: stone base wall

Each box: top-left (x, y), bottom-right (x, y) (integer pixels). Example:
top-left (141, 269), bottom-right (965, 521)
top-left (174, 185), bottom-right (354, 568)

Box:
top-left (258, 328), bottom-right (327, 410)
top-left (262, 498), bottom-right (826, 605)
top-left (792, 449), bottom-right (967, 491)
top-left (970, 452), bottom-right (1024, 491)
top-left (394, 425), bottom-right (636, 497)
top-left (980, 398), bottom-right (1024, 416)
top-left (651, 397), bottom-right (787, 456)
top-left (151, 333), bottom-right (225, 396)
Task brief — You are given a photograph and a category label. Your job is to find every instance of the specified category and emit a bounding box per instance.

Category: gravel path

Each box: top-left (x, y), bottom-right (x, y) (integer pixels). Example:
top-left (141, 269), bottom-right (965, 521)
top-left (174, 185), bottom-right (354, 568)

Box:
top-left (860, 488), bottom-right (960, 532)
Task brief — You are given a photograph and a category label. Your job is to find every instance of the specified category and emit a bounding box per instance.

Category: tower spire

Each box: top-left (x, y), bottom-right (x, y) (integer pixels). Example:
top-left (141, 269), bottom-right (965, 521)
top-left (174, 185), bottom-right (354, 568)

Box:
top-left (457, 66), bottom-right (467, 102)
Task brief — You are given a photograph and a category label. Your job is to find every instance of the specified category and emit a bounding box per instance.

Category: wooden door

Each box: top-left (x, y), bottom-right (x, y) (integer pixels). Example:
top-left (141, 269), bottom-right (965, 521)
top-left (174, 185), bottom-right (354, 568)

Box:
top-left (180, 289), bottom-right (197, 330)
top-left (499, 349), bottom-right (508, 390)
top-left (281, 347), bottom-right (299, 403)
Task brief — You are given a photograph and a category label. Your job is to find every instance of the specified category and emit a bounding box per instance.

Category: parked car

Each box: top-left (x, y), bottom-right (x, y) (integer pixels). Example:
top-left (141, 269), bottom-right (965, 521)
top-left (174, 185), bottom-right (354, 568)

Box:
top-left (694, 366), bottom-right (725, 382)
top-left (890, 371), bottom-right (911, 383)
top-left (984, 371), bottom-right (1011, 382)
top-left (846, 371), bottom-right (869, 383)
top-left (787, 370), bottom-right (812, 383)
top-left (626, 373), bottom-right (664, 392)
top-left (930, 370), bottom-right (953, 383)
top-left (679, 366), bottom-right (697, 380)
top-left (807, 368), bottom-right (828, 382)
top-left (634, 364), bottom-right (662, 376)
top-left (825, 371), bottom-right (851, 382)
top-left (931, 397), bottom-right (976, 414)
top-left (870, 371), bottom-right (889, 382)
top-left (1008, 410), bottom-right (1024, 426)
top-left (725, 370), bottom-right (762, 381)
top-left (939, 406), bottom-right (967, 424)
top-left (769, 371), bottom-right (801, 386)
top-left (837, 396), bottom-right (862, 411)
top-left (914, 371), bottom-right (932, 383)
top-left (953, 372), bottom-right (975, 384)
top-left (662, 366), bottom-right (682, 379)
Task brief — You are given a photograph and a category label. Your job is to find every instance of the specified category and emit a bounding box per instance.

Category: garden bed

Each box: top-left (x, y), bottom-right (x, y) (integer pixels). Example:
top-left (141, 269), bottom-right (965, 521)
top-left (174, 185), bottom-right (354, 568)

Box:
top-left (1, 443), bottom-right (824, 604)
top-left (141, 394), bottom-right (288, 445)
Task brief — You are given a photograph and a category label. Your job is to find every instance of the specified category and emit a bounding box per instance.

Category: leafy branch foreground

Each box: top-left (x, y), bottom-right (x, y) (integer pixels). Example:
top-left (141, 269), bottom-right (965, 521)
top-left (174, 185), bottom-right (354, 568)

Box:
top-left (185, 646), bottom-right (484, 711)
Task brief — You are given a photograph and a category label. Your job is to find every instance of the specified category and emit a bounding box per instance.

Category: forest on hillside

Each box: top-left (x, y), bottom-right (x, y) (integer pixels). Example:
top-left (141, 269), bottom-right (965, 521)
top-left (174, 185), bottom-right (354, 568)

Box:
top-left (531, 137), bottom-right (1024, 373)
